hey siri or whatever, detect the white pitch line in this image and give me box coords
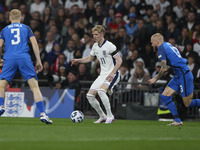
[0,137,200,142]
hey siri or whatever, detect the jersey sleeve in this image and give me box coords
[109,43,119,57]
[158,45,166,62]
[26,26,34,38]
[0,29,4,40]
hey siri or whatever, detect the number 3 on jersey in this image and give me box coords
[11,28,20,45]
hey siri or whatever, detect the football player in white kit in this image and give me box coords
[71,25,122,124]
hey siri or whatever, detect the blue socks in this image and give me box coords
[36,101,45,113]
[0,97,4,106]
[188,99,200,107]
[161,95,182,122]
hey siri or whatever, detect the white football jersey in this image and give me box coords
[90,40,119,76]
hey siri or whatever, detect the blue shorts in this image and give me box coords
[168,71,194,97]
[0,58,38,82]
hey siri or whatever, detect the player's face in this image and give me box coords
[92,31,103,43]
[151,37,158,52]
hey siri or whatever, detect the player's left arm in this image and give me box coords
[148,60,169,85]
[30,36,43,72]
[106,54,122,82]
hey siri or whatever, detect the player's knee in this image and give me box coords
[97,89,106,96]
[183,101,191,107]
[160,95,172,104]
[86,94,95,102]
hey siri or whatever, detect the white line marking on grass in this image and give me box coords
[0,137,200,142]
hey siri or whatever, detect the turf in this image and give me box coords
[0,117,200,150]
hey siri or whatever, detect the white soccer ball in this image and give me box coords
[70,110,84,123]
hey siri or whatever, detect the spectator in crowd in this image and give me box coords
[187,54,199,81]
[143,5,154,24]
[69,4,85,25]
[184,11,197,39]
[45,31,55,53]
[38,41,48,63]
[108,12,126,36]
[147,12,159,35]
[30,0,46,16]
[20,3,31,25]
[64,0,84,14]
[125,45,139,69]
[89,4,105,26]
[51,53,68,75]
[155,0,170,17]
[63,39,76,63]
[176,27,192,52]
[119,62,131,89]
[113,27,131,60]
[103,7,115,27]
[173,0,184,19]
[42,6,51,26]
[50,0,63,18]
[193,33,200,56]
[55,7,67,31]
[77,63,92,81]
[141,43,156,75]
[134,18,150,48]
[61,70,81,109]
[182,41,199,63]
[124,13,138,37]
[55,64,68,89]
[37,61,52,87]
[47,43,62,67]
[81,33,92,57]
[192,22,200,43]
[61,17,72,38]
[84,0,96,20]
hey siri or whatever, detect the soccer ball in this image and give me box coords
[70,110,84,123]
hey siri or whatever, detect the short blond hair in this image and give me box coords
[151,33,164,42]
[91,25,106,34]
[10,9,21,21]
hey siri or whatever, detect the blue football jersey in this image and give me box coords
[158,42,190,76]
[0,23,34,59]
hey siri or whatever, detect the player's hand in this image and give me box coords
[0,59,3,67]
[106,72,115,82]
[148,78,157,85]
[71,59,79,66]
[35,61,43,72]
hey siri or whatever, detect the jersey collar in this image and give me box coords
[98,39,106,48]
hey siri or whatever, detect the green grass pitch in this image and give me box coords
[0,117,200,150]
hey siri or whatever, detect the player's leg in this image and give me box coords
[181,71,200,108]
[97,73,120,124]
[27,78,52,124]
[162,78,183,126]
[98,83,115,124]
[0,59,18,116]
[0,80,9,116]
[87,76,107,123]
[19,58,52,124]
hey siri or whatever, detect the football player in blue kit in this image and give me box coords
[149,33,200,126]
[0,9,52,124]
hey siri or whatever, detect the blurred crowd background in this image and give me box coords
[0,0,200,91]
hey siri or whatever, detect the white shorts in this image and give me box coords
[89,71,120,92]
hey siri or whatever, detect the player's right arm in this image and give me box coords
[71,55,94,66]
[148,60,169,85]
[30,36,43,72]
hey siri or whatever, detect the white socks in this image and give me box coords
[86,94,106,118]
[97,89,114,118]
